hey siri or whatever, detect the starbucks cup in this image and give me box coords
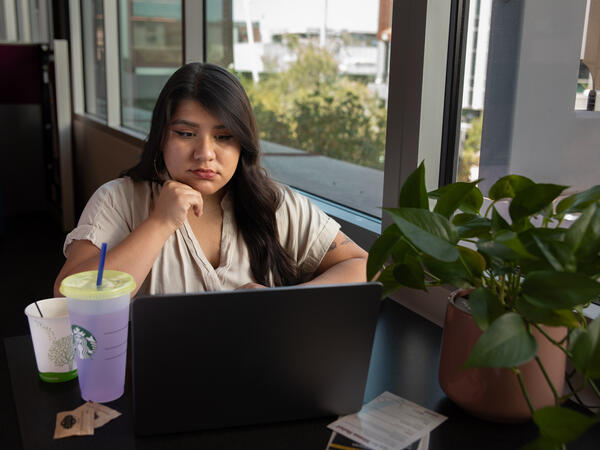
[60,270,136,403]
[25,298,78,383]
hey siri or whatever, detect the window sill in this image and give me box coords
[73,113,146,147]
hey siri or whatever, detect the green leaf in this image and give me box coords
[509,184,567,223]
[390,238,415,263]
[539,202,554,218]
[376,264,404,298]
[565,203,597,255]
[556,185,600,214]
[459,187,484,215]
[384,208,459,262]
[452,213,491,238]
[533,406,598,444]
[515,296,580,328]
[367,225,402,281]
[488,175,534,200]
[464,312,537,368]
[393,255,426,291]
[568,328,594,374]
[458,245,486,278]
[469,288,505,331]
[429,181,481,219]
[477,231,538,261]
[398,161,428,209]
[521,271,600,309]
[530,233,566,272]
[582,318,600,378]
[491,206,510,232]
[496,231,538,259]
[519,228,576,274]
[422,247,483,289]
[570,204,600,264]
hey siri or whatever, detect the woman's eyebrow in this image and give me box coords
[171,119,199,128]
[170,119,227,130]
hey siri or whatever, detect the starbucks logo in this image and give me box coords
[71,325,97,359]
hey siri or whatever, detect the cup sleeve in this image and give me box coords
[63,180,133,257]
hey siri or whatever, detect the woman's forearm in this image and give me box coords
[301,257,367,286]
[54,217,174,298]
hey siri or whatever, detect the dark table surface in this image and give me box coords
[4,298,600,450]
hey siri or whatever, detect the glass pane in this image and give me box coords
[206,0,391,218]
[575,0,599,111]
[81,0,107,119]
[0,3,6,41]
[119,0,183,132]
[456,0,599,194]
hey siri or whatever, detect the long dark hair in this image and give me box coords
[124,62,297,286]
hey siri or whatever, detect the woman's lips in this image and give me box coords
[190,169,217,180]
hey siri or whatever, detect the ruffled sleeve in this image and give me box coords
[275,184,341,279]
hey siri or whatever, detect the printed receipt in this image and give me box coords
[327,391,447,450]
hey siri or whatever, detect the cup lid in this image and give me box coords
[59,270,136,300]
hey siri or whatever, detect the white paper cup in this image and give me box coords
[24,298,78,383]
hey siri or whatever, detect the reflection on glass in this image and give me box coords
[575,0,599,111]
[206,0,391,218]
[118,0,182,132]
[82,0,107,119]
[456,0,491,182]
[457,0,598,193]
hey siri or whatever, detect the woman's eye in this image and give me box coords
[215,135,233,142]
[173,130,194,138]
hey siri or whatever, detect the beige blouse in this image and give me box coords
[64,177,340,296]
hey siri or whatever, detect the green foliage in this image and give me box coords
[367,163,600,447]
[238,43,386,169]
[457,114,482,182]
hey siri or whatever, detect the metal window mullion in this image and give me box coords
[54,39,76,231]
[3,0,18,41]
[183,0,205,63]
[69,0,84,114]
[439,0,470,186]
[39,0,52,44]
[103,0,120,127]
[381,0,429,229]
[17,0,31,41]
[81,0,96,114]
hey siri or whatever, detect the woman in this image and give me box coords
[54,63,367,297]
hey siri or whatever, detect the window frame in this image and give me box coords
[69,0,452,324]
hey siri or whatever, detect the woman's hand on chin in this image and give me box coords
[150,180,204,231]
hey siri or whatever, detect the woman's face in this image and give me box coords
[162,99,241,197]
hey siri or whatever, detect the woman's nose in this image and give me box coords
[193,135,215,161]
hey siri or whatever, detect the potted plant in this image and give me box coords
[367,162,600,448]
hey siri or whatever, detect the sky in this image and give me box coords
[232,0,380,34]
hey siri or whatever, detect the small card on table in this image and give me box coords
[327,391,446,450]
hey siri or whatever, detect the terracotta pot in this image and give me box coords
[438,291,567,422]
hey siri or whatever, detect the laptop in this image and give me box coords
[131,282,382,436]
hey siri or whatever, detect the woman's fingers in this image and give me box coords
[152,180,204,229]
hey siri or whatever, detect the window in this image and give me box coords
[452,0,600,195]
[575,0,599,111]
[118,0,183,132]
[81,0,107,119]
[205,0,392,218]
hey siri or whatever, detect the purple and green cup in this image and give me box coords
[60,270,136,403]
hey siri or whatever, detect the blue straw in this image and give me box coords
[96,242,107,288]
